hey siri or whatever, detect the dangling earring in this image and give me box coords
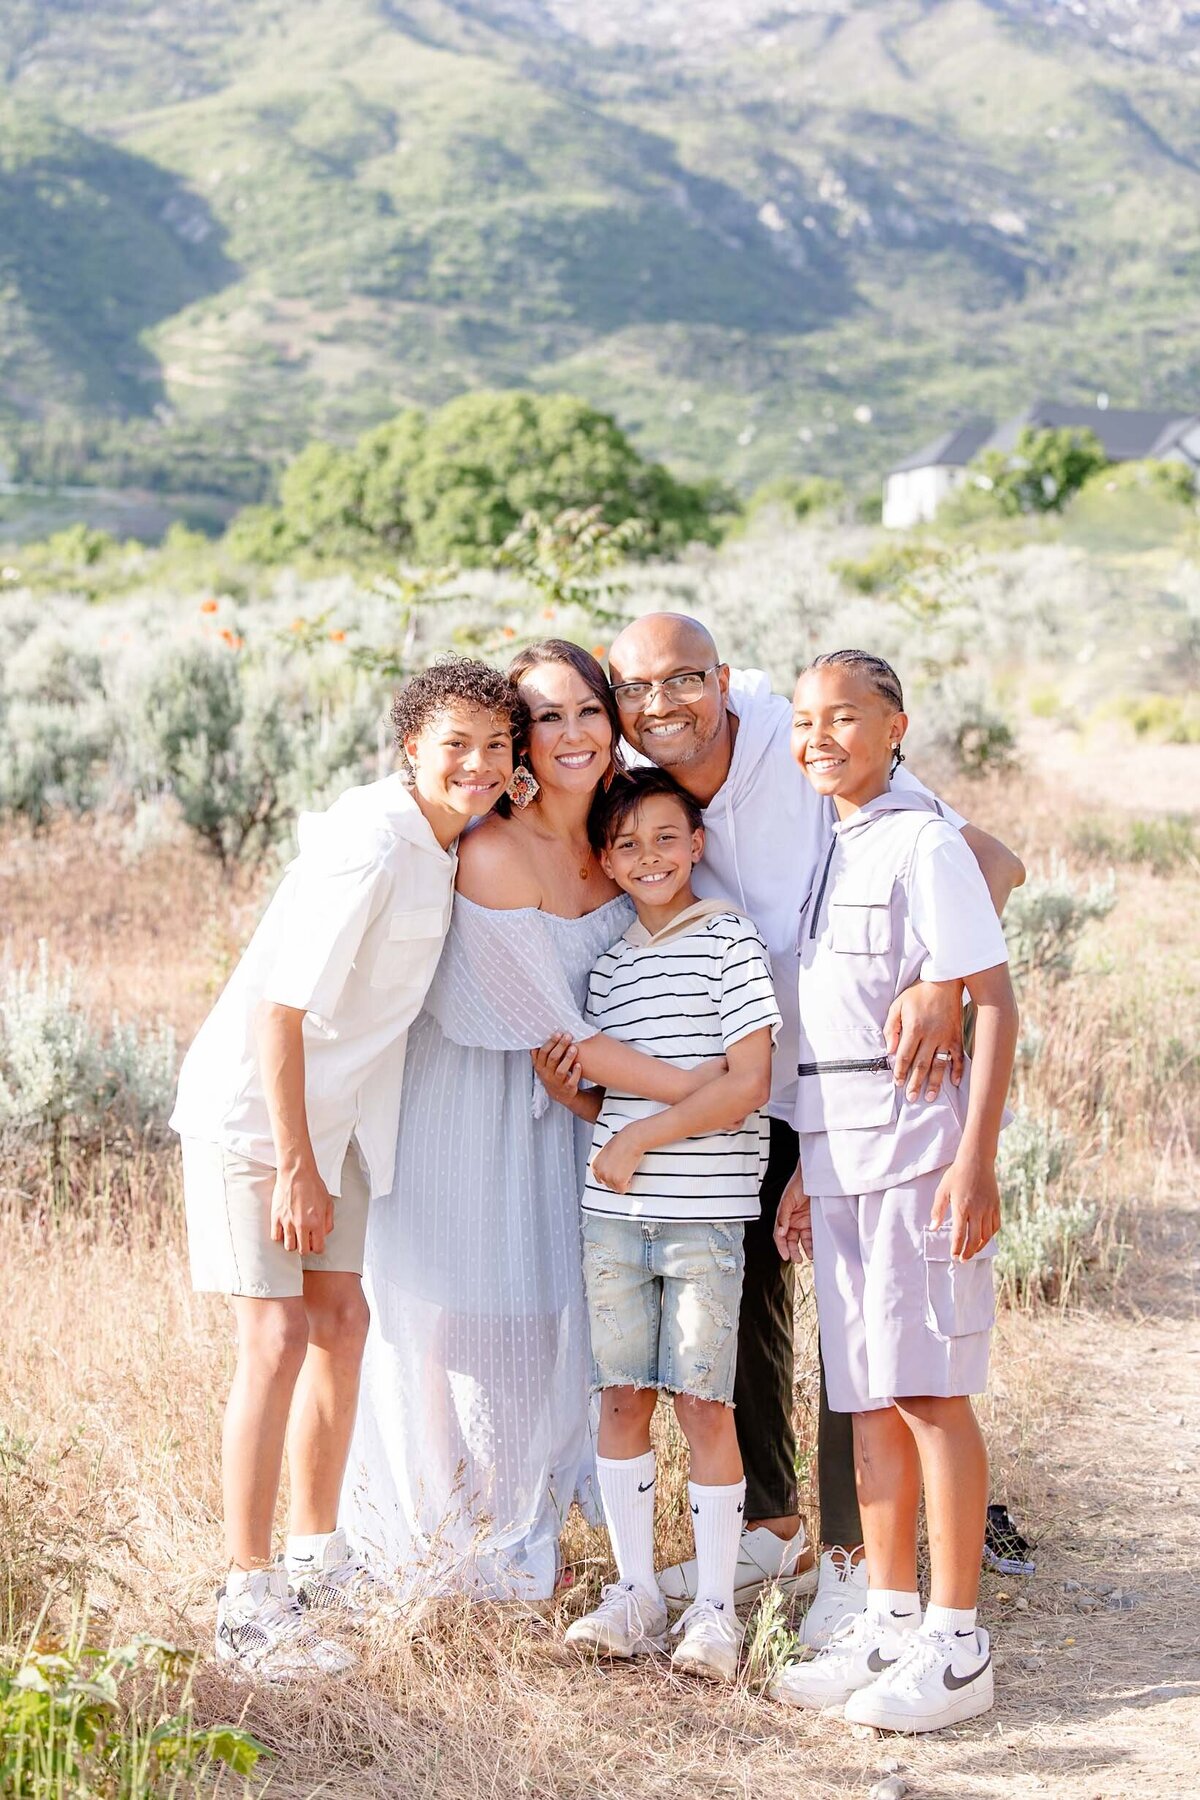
[891,743,906,771]
[506,763,540,808]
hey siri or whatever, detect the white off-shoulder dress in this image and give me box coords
[345,892,633,1601]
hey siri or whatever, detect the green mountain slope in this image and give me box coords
[1,0,1198,494]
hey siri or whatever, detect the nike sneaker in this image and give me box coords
[844,1624,994,1732]
[564,1581,668,1659]
[772,1607,918,1710]
[215,1567,355,1681]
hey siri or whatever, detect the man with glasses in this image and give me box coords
[607,614,1024,1639]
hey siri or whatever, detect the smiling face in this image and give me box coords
[518,660,615,796]
[405,703,514,822]
[600,791,703,920]
[790,664,907,816]
[607,614,728,772]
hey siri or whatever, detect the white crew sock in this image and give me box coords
[597,1452,658,1597]
[923,1602,978,1643]
[285,1527,344,1570]
[688,1478,746,1614]
[866,1587,922,1631]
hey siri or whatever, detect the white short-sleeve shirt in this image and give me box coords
[794,791,1009,1198]
[169,775,455,1199]
[581,911,782,1223]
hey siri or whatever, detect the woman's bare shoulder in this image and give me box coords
[456,816,543,909]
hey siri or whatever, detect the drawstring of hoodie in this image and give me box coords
[723,786,751,914]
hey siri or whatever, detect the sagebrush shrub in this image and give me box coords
[0,945,176,1150]
[995,1113,1095,1304]
[1003,859,1116,981]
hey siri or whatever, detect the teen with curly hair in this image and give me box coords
[171,657,523,1680]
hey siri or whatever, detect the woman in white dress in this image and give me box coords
[347,643,717,1600]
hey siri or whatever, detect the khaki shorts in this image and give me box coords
[181,1139,370,1299]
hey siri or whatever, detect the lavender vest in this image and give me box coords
[795,790,973,1199]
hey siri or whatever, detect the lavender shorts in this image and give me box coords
[811,1168,997,1413]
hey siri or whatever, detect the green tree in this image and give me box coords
[227,390,725,568]
[971,426,1107,515]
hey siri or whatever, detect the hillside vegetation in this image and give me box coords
[1,0,1199,501]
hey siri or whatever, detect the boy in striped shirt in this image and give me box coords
[540,768,780,1682]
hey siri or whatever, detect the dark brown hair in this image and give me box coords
[391,657,527,778]
[596,766,703,847]
[496,639,625,846]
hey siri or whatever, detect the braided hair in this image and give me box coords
[801,649,906,768]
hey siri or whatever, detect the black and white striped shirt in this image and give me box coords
[582,912,781,1222]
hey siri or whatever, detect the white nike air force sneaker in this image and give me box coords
[658,1523,817,1610]
[843,1625,994,1732]
[799,1545,870,1648]
[771,1607,918,1710]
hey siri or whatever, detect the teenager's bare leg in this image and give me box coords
[895,1395,988,1609]
[673,1395,743,1485]
[597,1385,658,1459]
[224,1296,309,1568]
[285,1271,371,1538]
[852,1405,922,1593]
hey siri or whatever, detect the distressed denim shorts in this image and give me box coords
[581,1213,745,1405]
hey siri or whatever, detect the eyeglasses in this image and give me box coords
[610,666,718,711]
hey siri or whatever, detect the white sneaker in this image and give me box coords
[771,1608,917,1710]
[564,1582,668,1658]
[285,1527,398,1622]
[670,1599,743,1683]
[658,1524,817,1610]
[844,1625,994,1733]
[799,1546,870,1648]
[215,1568,356,1681]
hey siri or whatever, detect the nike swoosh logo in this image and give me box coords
[867,1649,898,1673]
[944,1654,990,1691]
[890,1609,916,1619]
[690,1502,699,1514]
[637,1480,655,1493]
[736,1502,744,1514]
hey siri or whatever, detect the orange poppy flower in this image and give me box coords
[290,618,304,633]
[502,626,516,639]
[542,607,557,621]
[328,629,346,643]
[199,598,219,615]
[592,645,607,659]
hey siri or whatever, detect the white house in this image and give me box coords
[882,401,1200,528]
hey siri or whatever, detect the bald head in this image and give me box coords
[607,612,731,780]
[608,613,719,683]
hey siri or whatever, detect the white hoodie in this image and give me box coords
[688,670,962,1122]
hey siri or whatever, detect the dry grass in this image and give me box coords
[1,746,1198,1797]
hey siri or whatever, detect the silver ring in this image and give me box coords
[934,1051,954,1064]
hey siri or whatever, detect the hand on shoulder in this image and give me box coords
[456,815,543,910]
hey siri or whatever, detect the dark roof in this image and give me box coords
[889,401,1199,474]
[986,402,1197,461]
[889,418,994,474]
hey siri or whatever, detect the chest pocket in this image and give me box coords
[828,872,894,956]
[370,906,445,989]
